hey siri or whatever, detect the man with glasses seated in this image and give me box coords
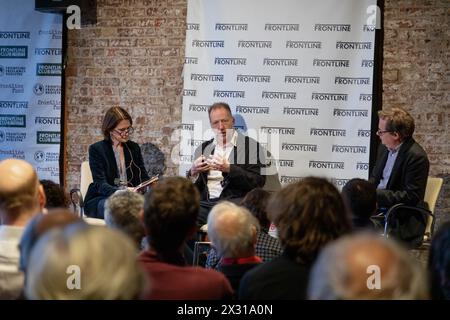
[84,106,150,218]
[369,107,429,240]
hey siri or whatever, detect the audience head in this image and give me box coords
[207,201,259,259]
[0,159,45,225]
[40,179,69,209]
[143,177,199,256]
[104,190,145,248]
[308,233,428,300]
[240,188,271,229]
[19,208,82,274]
[25,224,148,299]
[428,221,450,300]
[267,177,351,264]
[341,178,377,228]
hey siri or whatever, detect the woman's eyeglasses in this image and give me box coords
[115,127,134,135]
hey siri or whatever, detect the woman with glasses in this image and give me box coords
[84,107,150,218]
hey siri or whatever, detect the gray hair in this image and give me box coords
[207,201,259,258]
[25,223,149,299]
[104,190,145,248]
[307,232,428,300]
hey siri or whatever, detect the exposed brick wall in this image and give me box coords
[64,0,449,227]
[383,0,449,229]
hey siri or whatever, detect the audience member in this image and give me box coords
[308,233,428,299]
[239,177,351,300]
[139,177,232,300]
[0,159,45,299]
[428,221,450,300]
[40,179,69,209]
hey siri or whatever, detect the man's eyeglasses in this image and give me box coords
[376,129,392,136]
[115,127,134,135]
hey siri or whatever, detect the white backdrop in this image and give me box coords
[0,0,62,181]
[180,0,377,188]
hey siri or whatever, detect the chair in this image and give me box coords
[423,177,443,241]
[70,161,93,217]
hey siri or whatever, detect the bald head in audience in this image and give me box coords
[0,159,45,225]
[308,233,428,299]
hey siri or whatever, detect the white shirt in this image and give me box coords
[377,143,403,190]
[0,225,24,299]
[207,131,238,199]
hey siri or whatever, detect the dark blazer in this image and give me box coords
[84,139,149,217]
[369,137,429,208]
[192,132,266,200]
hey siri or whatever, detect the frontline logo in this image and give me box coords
[213,90,245,98]
[274,159,295,167]
[0,114,26,127]
[358,129,371,137]
[0,101,28,109]
[313,59,349,67]
[188,104,209,112]
[0,130,26,143]
[36,63,61,76]
[332,145,367,154]
[335,77,370,85]
[0,46,27,59]
[237,74,270,83]
[185,57,198,64]
[34,48,62,56]
[0,83,24,94]
[235,106,269,114]
[187,139,207,147]
[280,175,304,184]
[333,109,369,117]
[309,160,344,169]
[286,41,322,49]
[310,128,346,137]
[356,162,369,170]
[237,41,272,48]
[314,24,351,31]
[186,23,199,30]
[285,76,320,84]
[336,41,372,50]
[0,149,25,159]
[215,23,248,31]
[263,58,298,66]
[35,117,60,125]
[331,178,350,187]
[0,65,26,76]
[33,83,61,95]
[36,131,60,144]
[183,89,196,97]
[312,92,347,101]
[360,94,373,101]
[262,91,296,99]
[283,107,319,116]
[38,29,62,40]
[192,40,224,48]
[260,126,295,135]
[215,57,246,65]
[179,154,194,163]
[361,60,374,67]
[0,31,30,39]
[363,25,376,32]
[190,73,224,82]
[38,99,61,107]
[265,24,299,31]
[281,143,317,152]
[180,123,194,131]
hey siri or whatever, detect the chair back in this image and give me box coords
[80,161,93,200]
[424,177,444,239]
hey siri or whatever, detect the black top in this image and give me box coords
[84,139,149,217]
[218,263,260,295]
[370,137,429,208]
[238,252,311,300]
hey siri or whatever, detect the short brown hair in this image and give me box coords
[101,107,133,139]
[208,102,232,120]
[240,188,271,229]
[143,177,200,255]
[267,177,351,264]
[378,107,415,140]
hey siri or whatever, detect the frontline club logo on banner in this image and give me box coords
[33,83,61,96]
[0,65,26,76]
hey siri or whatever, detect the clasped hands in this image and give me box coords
[191,154,230,175]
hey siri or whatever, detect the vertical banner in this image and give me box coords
[180,0,377,188]
[0,0,62,181]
